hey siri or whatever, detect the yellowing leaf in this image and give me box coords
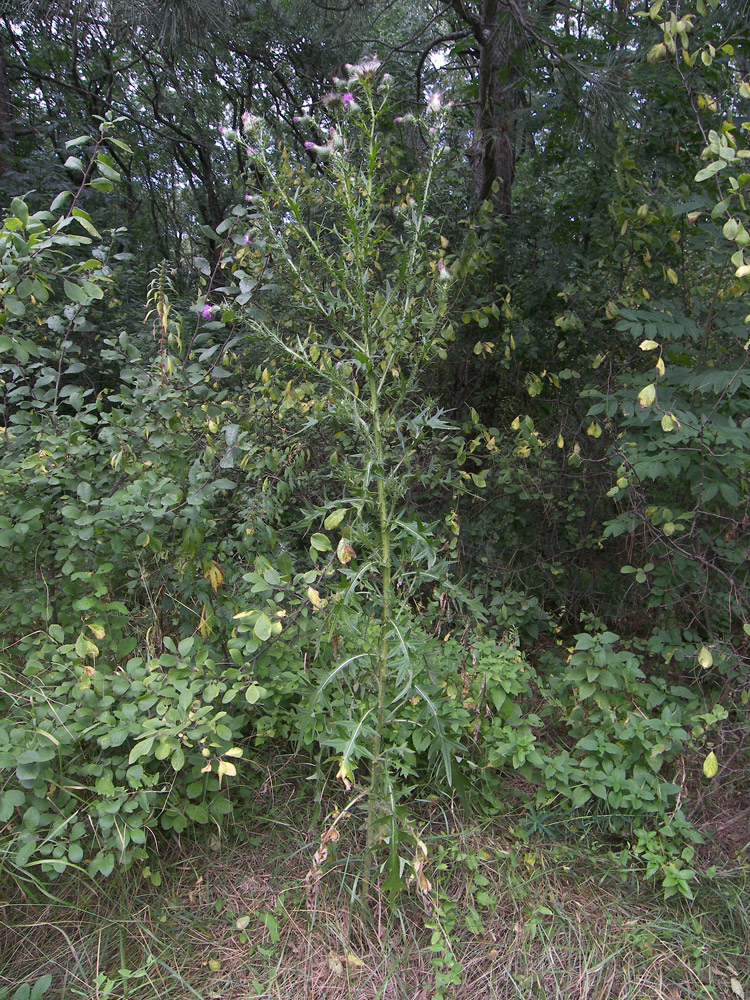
[655,356,666,376]
[217,759,237,784]
[336,757,355,790]
[324,508,348,530]
[639,339,659,351]
[199,603,211,639]
[510,416,520,430]
[586,422,602,438]
[730,977,745,999]
[557,434,564,449]
[698,646,713,669]
[337,538,356,564]
[661,413,675,432]
[702,751,718,779]
[204,561,224,592]
[637,384,657,408]
[666,266,679,284]
[307,585,323,608]
[88,624,106,640]
[328,952,344,977]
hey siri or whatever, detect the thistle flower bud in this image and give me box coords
[323,91,359,112]
[241,111,262,135]
[345,56,381,83]
[305,141,331,159]
[427,91,443,114]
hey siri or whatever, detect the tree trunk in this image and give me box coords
[469,0,524,217]
[0,40,15,177]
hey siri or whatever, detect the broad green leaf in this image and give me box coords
[310,532,332,552]
[64,155,85,173]
[695,160,726,182]
[63,280,88,304]
[245,683,262,703]
[253,613,272,641]
[10,197,29,227]
[50,190,72,212]
[96,160,121,182]
[128,738,154,764]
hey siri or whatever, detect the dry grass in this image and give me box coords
[1,802,747,1000]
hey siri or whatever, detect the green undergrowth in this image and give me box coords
[1,783,747,1000]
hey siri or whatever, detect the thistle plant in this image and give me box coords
[215,61,472,857]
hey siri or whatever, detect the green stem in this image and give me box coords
[366,364,392,851]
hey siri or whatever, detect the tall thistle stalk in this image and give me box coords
[225,65,455,849]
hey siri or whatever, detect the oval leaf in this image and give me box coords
[324,508,348,530]
[310,532,332,552]
[253,613,272,641]
[637,384,656,408]
[698,646,713,669]
[702,751,718,779]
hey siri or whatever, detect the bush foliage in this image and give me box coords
[0,35,747,910]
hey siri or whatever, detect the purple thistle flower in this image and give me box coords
[244,193,252,202]
[342,92,358,109]
[218,125,227,136]
[243,233,252,245]
[394,116,404,124]
[201,304,214,320]
[304,141,316,150]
